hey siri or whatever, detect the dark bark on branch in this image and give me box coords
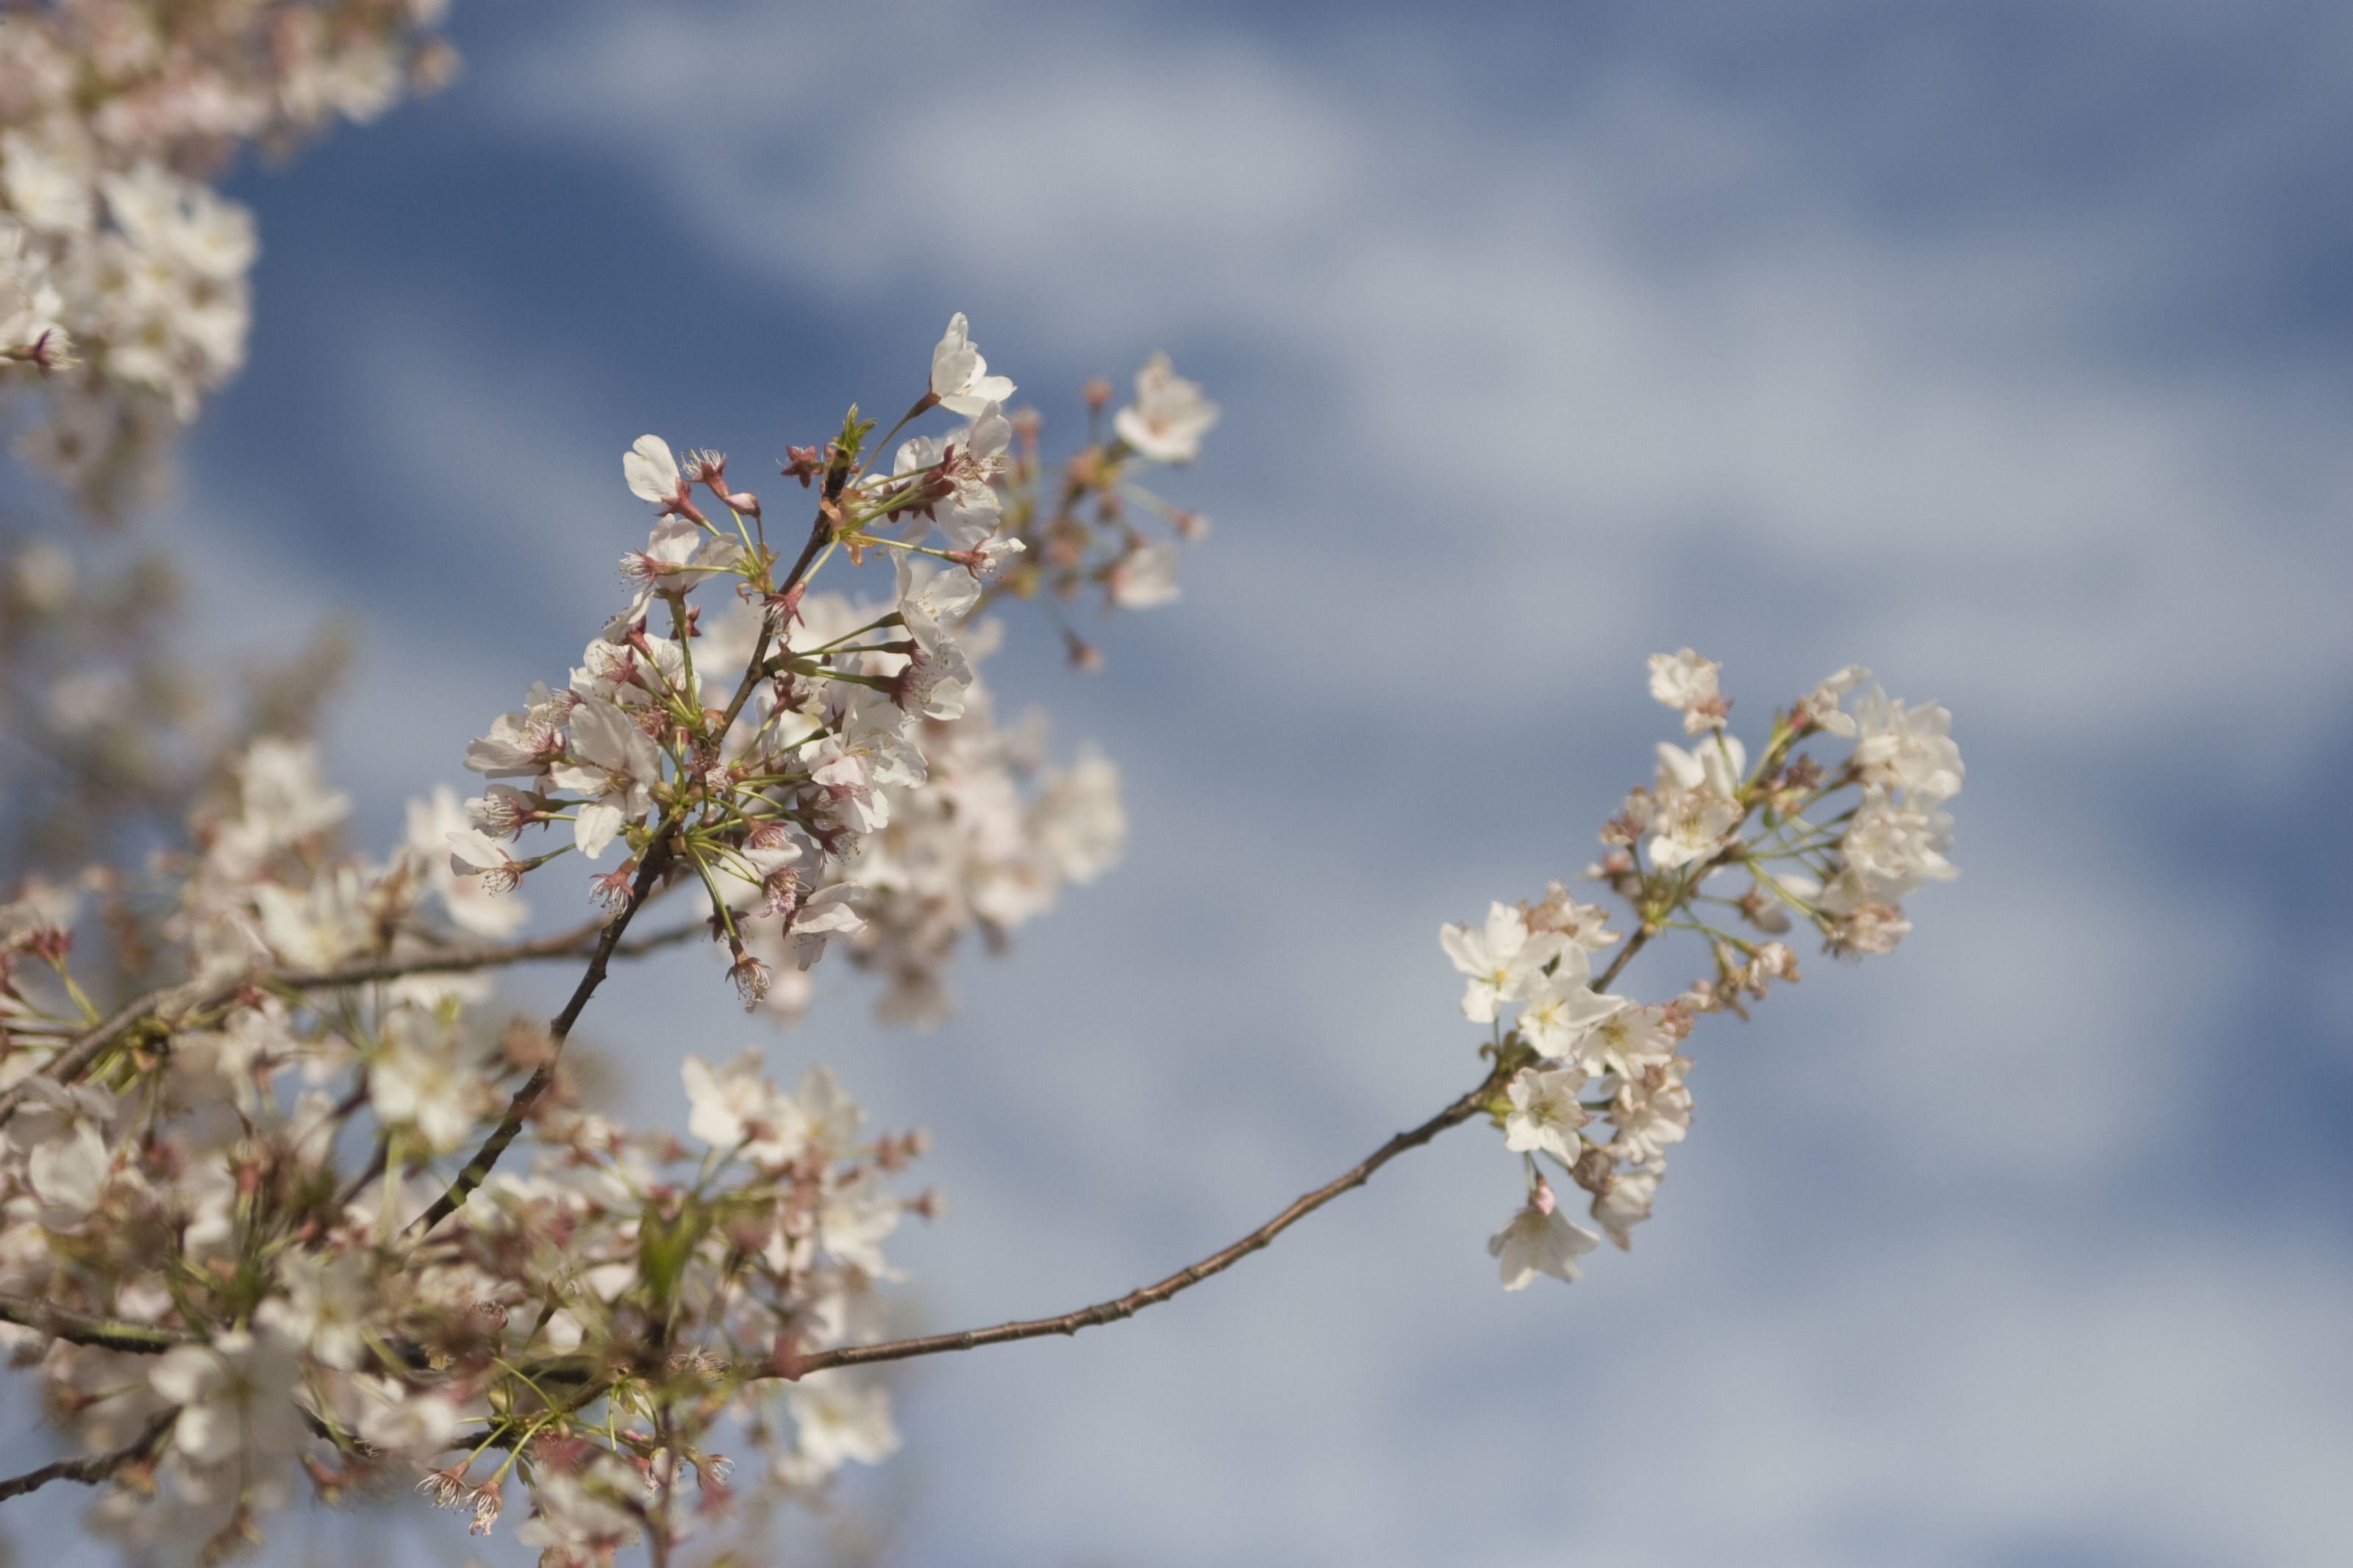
[0,1292,194,1355]
[0,915,701,1122]
[0,1406,176,1502]
[785,1062,1510,1378]
[407,512,836,1239]
[405,838,682,1238]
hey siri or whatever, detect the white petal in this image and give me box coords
[623,434,679,504]
[574,800,621,860]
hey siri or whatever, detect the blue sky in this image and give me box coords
[19,2,2353,1564]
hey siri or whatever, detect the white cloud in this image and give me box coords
[491,3,2353,776]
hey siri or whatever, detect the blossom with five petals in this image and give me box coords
[1488,1178,1600,1289]
[549,698,665,859]
[1440,901,1568,1022]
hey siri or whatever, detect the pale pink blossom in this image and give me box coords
[1113,351,1218,463]
[786,1373,901,1472]
[929,312,1014,416]
[1591,1164,1662,1250]
[1849,687,1965,803]
[1488,1180,1600,1289]
[1440,901,1569,1023]
[1647,647,1729,733]
[1501,1065,1590,1164]
[550,698,665,859]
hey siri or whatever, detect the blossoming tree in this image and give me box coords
[0,7,1964,1565]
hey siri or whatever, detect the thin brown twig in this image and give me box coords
[0,1406,177,1502]
[778,1062,1511,1379]
[404,836,680,1239]
[0,1293,195,1355]
[1593,837,1752,995]
[407,496,843,1239]
[0,914,703,1122]
[1593,923,1654,992]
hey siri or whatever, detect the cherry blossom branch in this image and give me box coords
[1593,924,1654,991]
[407,834,683,1239]
[0,915,704,1122]
[0,1406,178,1503]
[1593,837,1754,993]
[408,553,809,1240]
[0,1294,196,1356]
[782,1059,1513,1378]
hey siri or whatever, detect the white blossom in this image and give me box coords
[1796,664,1870,736]
[252,1251,371,1370]
[1849,686,1965,803]
[1113,351,1218,463]
[622,432,685,510]
[1032,745,1126,884]
[818,1168,902,1276]
[1525,881,1620,950]
[682,1049,810,1166]
[1647,647,1728,733]
[4,1080,115,1218]
[1513,939,1630,1058]
[550,698,665,859]
[1592,1163,1662,1250]
[787,1373,901,1473]
[1105,540,1181,608]
[1831,787,1958,904]
[1646,735,1746,868]
[252,864,374,970]
[369,1008,490,1153]
[1488,1181,1599,1289]
[892,555,978,719]
[930,403,1013,548]
[1440,901,1569,1023]
[1500,1065,1590,1164]
[1573,1004,1682,1083]
[234,737,351,845]
[929,312,1014,416]
[1607,1065,1694,1164]
[513,1454,642,1562]
[150,1330,306,1469]
[408,784,529,935]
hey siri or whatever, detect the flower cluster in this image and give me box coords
[2,881,928,1561]
[0,0,456,514]
[0,723,941,1561]
[0,318,1214,1564]
[742,599,1128,1028]
[971,348,1218,666]
[1449,651,1962,1288]
[451,318,1207,1027]
[0,301,1963,1568]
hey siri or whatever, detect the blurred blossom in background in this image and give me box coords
[6,1,2350,1564]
